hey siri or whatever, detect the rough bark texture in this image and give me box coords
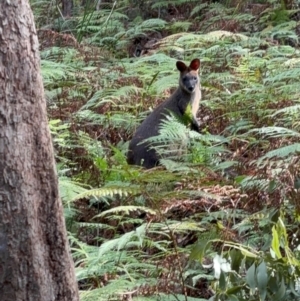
[0,1,79,300]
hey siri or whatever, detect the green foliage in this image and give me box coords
[192,210,300,301]
[143,115,228,170]
[31,0,300,299]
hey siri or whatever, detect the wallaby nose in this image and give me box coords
[188,86,194,92]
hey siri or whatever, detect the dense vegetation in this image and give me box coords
[31,0,300,300]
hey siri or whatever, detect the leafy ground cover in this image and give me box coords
[33,0,300,300]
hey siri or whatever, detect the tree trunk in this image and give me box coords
[0,1,79,301]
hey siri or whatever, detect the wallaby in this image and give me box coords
[127,58,201,168]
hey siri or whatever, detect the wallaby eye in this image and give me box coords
[193,76,197,80]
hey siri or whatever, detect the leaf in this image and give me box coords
[219,270,226,291]
[256,261,268,301]
[273,278,286,301]
[223,242,259,258]
[190,240,212,262]
[135,224,147,247]
[271,226,282,259]
[227,285,244,295]
[268,179,277,193]
[288,278,300,297]
[269,209,280,224]
[226,295,239,301]
[268,275,278,294]
[245,263,256,293]
[230,249,243,272]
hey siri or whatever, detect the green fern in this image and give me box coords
[32,1,300,299]
[257,143,300,166]
[95,206,156,218]
[74,186,140,200]
[249,126,300,138]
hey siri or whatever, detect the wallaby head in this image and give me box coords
[176,58,200,94]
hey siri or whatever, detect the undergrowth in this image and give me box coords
[33,0,300,300]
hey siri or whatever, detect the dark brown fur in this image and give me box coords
[127,58,201,168]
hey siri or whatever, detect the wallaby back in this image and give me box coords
[127,58,201,168]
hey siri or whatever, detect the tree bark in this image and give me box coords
[0,1,79,300]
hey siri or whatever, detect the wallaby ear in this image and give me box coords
[176,61,187,72]
[189,58,200,71]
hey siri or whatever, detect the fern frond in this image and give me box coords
[200,209,247,223]
[95,206,157,218]
[151,0,198,9]
[257,143,300,165]
[163,221,205,232]
[265,67,300,84]
[249,126,300,138]
[140,18,167,30]
[152,72,178,94]
[79,279,135,301]
[128,53,175,70]
[59,176,89,203]
[74,186,140,200]
[204,30,249,42]
[82,84,143,108]
[190,2,208,17]
[97,224,148,257]
[272,104,300,117]
[283,58,300,67]
[168,21,192,32]
[149,294,208,301]
[41,60,74,83]
[240,176,271,191]
[77,222,113,230]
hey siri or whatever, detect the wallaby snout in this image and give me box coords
[182,75,198,93]
[187,86,195,92]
